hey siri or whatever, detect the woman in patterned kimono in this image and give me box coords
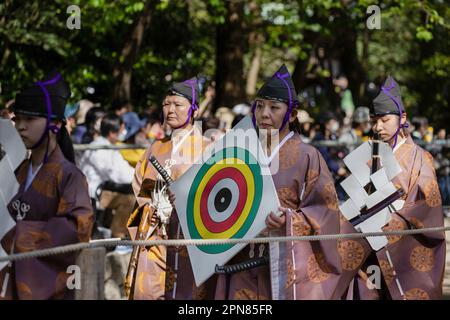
[125,77,214,300]
[345,76,446,300]
[214,65,370,300]
[0,72,94,300]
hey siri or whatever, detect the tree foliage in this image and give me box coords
[0,0,448,127]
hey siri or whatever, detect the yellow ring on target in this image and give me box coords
[193,158,255,239]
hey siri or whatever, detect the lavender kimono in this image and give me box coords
[0,146,94,300]
[346,136,446,300]
[214,132,370,300]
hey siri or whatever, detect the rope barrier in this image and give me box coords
[73,139,450,151]
[1,225,449,263]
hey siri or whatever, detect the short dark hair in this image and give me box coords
[100,113,122,137]
[111,99,129,111]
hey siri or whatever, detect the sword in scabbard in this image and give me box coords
[124,156,174,299]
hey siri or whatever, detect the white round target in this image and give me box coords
[206,178,239,223]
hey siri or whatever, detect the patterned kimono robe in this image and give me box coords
[346,135,446,300]
[127,128,214,300]
[214,132,370,300]
[0,146,94,300]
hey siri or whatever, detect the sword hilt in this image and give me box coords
[149,156,174,185]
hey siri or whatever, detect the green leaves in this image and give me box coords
[0,0,448,128]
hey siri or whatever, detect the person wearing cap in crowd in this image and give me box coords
[296,109,315,143]
[118,111,149,167]
[64,101,80,136]
[0,72,94,300]
[78,113,135,240]
[338,106,372,151]
[345,76,446,300]
[213,65,369,300]
[125,77,213,300]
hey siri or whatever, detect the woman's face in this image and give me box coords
[372,113,406,142]
[13,114,48,148]
[254,98,292,134]
[162,95,194,129]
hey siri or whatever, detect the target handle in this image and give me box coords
[149,156,174,185]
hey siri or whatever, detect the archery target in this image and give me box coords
[187,147,263,254]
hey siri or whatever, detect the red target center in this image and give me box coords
[200,167,248,233]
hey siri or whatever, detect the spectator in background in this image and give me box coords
[333,75,355,125]
[411,116,428,142]
[232,103,251,117]
[313,111,346,178]
[230,102,251,128]
[79,113,135,239]
[339,106,372,151]
[119,111,148,167]
[143,108,165,141]
[296,109,315,143]
[64,102,79,136]
[81,106,106,144]
[435,128,447,140]
[71,99,95,144]
[112,99,131,117]
[313,111,347,200]
[197,81,216,119]
[215,107,235,130]
[1,99,15,120]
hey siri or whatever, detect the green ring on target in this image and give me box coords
[187,147,263,254]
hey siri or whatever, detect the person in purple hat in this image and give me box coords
[344,76,446,300]
[213,65,370,300]
[0,72,93,299]
[125,77,214,300]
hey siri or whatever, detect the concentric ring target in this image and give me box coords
[187,147,263,254]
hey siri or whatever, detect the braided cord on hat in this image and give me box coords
[276,72,293,131]
[31,73,62,163]
[381,81,409,149]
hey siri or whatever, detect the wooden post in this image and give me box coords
[75,247,106,300]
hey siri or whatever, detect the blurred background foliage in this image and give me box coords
[0,0,448,127]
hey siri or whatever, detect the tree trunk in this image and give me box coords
[245,1,263,99]
[338,26,366,106]
[246,45,262,98]
[112,0,156,102]
[214,0,246,110]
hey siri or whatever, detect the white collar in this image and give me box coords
[393,137,407,153]
[172,127,195,155]
[25,161,43,192]
[266,131,295,164]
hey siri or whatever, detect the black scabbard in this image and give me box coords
[215,256,269,275]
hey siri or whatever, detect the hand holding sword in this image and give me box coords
[125,155,175,299]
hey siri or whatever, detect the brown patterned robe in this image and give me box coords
[346,135,446,300]
[127,128,215,300]
[0,145,94,300]
[214,132,370,300]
